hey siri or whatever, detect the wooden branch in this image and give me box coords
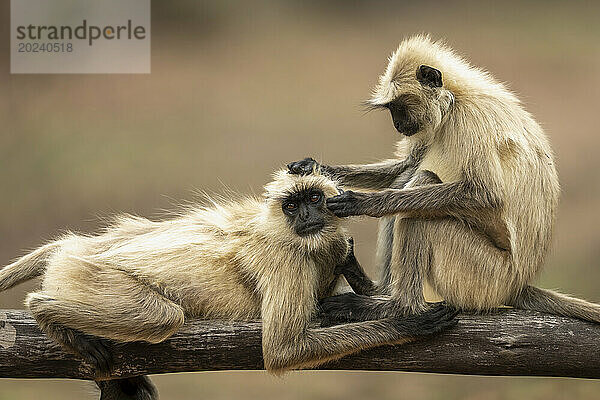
[1,309,599,380]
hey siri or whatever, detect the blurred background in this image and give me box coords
[1,0,599,399]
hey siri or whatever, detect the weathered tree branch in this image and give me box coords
[0,309,599,380]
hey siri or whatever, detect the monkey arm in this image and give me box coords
[322,160,413,190]
[262,298,458,373]
[334,238,377,296]
[327,179,502,219]
[287,157,413,190]
[260,268,458,373]
[326,178,510,250]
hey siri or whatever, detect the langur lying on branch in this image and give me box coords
[0,169,457,400]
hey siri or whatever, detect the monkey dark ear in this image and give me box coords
[416,65,443,88]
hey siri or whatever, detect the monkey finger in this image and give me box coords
[287,157,317,175]
[326,202,355,217]
[436,307,460,326]
[325,200,347,208]
[332,211,351,218]
[325,192,353,203]
[404,304,449,327]
[435,304,459,322]
[286,163,303,175]
[328,208,353,218]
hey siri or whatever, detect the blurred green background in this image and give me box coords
[1,0,599,399]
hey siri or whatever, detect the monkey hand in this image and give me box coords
[287,157,320,176]
[333,237,356,275]
[327,191,384,218]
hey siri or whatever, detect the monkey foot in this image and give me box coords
[319,293,451,326]
[319,292,391,326]
[394,303,459,337]
[70,332,114,378]
[97,376,158,400]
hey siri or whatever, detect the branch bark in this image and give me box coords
[0,309,599,380]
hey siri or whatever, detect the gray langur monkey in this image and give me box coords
[0,168,457,400]
[288,35,600,324]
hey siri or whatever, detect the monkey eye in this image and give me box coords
[283,202,298,212]
[309,193,322,203]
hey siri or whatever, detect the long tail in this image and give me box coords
[97,376,158,400]
[509,285,600,323]
[0,241,62,291]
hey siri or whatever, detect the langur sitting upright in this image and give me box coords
[289,35,600,325]
[0,168,457,400]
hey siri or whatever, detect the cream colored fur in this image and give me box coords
[366,36,599,317]
[2,169,429,374]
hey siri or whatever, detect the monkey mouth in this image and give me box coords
[295,222,325,236]
[396,123,420,136]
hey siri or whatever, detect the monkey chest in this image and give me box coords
[416,145,461,183]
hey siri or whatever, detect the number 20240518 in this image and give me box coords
[18,42,73,53]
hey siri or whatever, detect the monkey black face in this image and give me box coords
[282,189,327,236]
[384,96,422,136]
[381,65,444,136]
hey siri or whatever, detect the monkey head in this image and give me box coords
[263,169,346,248]
[367,35,456,138]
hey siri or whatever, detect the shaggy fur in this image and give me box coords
[292,35,600,323]
[0,168,457,399]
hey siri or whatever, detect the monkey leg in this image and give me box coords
[320,170,448,323]
[267,303,458,373]
[27,282,185,377]
[419,218,513,311]
[320,217,435,324]
[321,216,514,323]
[33,264,186,343]
[391,170,512,310]
[27,293,115,376]
[372,169,444,309]
[27,290,185,344]
[374,216,395,294]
